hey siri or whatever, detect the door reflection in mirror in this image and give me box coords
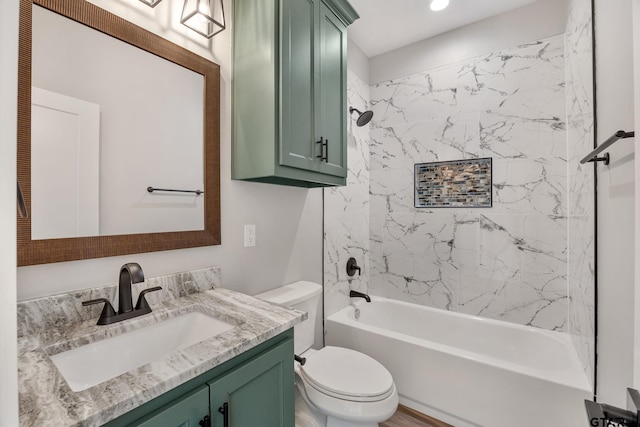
[31,5,205,239]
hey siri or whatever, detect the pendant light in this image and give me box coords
[138,0,164,7]
[181,0,226,38]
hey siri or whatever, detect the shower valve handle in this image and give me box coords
[347,257,361,276]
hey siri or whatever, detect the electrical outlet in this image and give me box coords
[244,225,256,247]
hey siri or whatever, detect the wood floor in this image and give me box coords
[381,405,453,427]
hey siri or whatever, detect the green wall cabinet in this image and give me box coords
[103,330,294,427]
[232,0,359,187]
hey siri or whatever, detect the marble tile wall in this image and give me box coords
[565,0,596,388]
[368,35,570,330]
[326,31,594,385]
[323,69,371,318]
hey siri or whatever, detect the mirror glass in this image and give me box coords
[18,0,221,266]
[31,5,204,240]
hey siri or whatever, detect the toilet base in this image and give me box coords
[326,418,379,427]
[295,386,325,427]
[295,381,381,427]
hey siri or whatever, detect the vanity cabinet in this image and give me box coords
[104,330,294,427]
[209,339,293,426]
[134,386,209,427]
[232,0,359,187]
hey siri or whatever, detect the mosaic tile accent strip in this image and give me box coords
[414,158,492,208]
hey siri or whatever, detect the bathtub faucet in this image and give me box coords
[349,290,371,303]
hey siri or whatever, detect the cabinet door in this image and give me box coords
[133,385,209,427]
[209,339,294,427]
[280,0,319,172]
[317,1,348,178]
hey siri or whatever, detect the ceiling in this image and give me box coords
[348,0,539,58]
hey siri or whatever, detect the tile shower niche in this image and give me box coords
[414,158,492,208]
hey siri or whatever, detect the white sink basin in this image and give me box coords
[49,311,236,392]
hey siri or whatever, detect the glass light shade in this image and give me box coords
[430,0,449,11]
[139,0,164,7]
[181,0,226,39]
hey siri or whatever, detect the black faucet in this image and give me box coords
[118,263,143,314]
[349,290,371,302]
[82,263,162,325]
[346,257,361,276]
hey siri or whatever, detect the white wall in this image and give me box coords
[635,0,640,391]
[595,0,636,406]
[369,0,568,84]
[0,0,19,424]
[18,0,323,302]
[346,39,370,85]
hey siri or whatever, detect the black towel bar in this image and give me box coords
[147,187,204,195]
[580,130,635,165]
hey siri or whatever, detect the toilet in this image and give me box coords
[256,281,398,427]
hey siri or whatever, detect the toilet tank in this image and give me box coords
[255,281,322,354]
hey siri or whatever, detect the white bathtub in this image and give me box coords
[325,297,592,427]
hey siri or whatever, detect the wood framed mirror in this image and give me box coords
[17,0,221,266]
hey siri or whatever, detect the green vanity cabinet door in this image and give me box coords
[133,385,209,427]
[104,331,295,427]
[209,338,295,427]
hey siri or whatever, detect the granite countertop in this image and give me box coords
[18,269,305,427]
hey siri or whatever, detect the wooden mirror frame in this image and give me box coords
[17,0,221,266]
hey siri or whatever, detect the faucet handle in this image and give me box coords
[346,257,362,276]
[135,286,162,311]
[82,298,117,325]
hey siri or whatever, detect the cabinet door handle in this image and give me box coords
[218,402,229,427]
[316,137,328,162]
[199,415,211,427]
[325,139,328,163]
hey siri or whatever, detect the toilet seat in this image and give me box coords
[300,346,395,402]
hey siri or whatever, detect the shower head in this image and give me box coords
[349,107,373,127]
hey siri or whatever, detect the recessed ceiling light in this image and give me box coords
[430,0,450,11]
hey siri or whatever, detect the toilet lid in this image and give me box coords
[300,346,394,400]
